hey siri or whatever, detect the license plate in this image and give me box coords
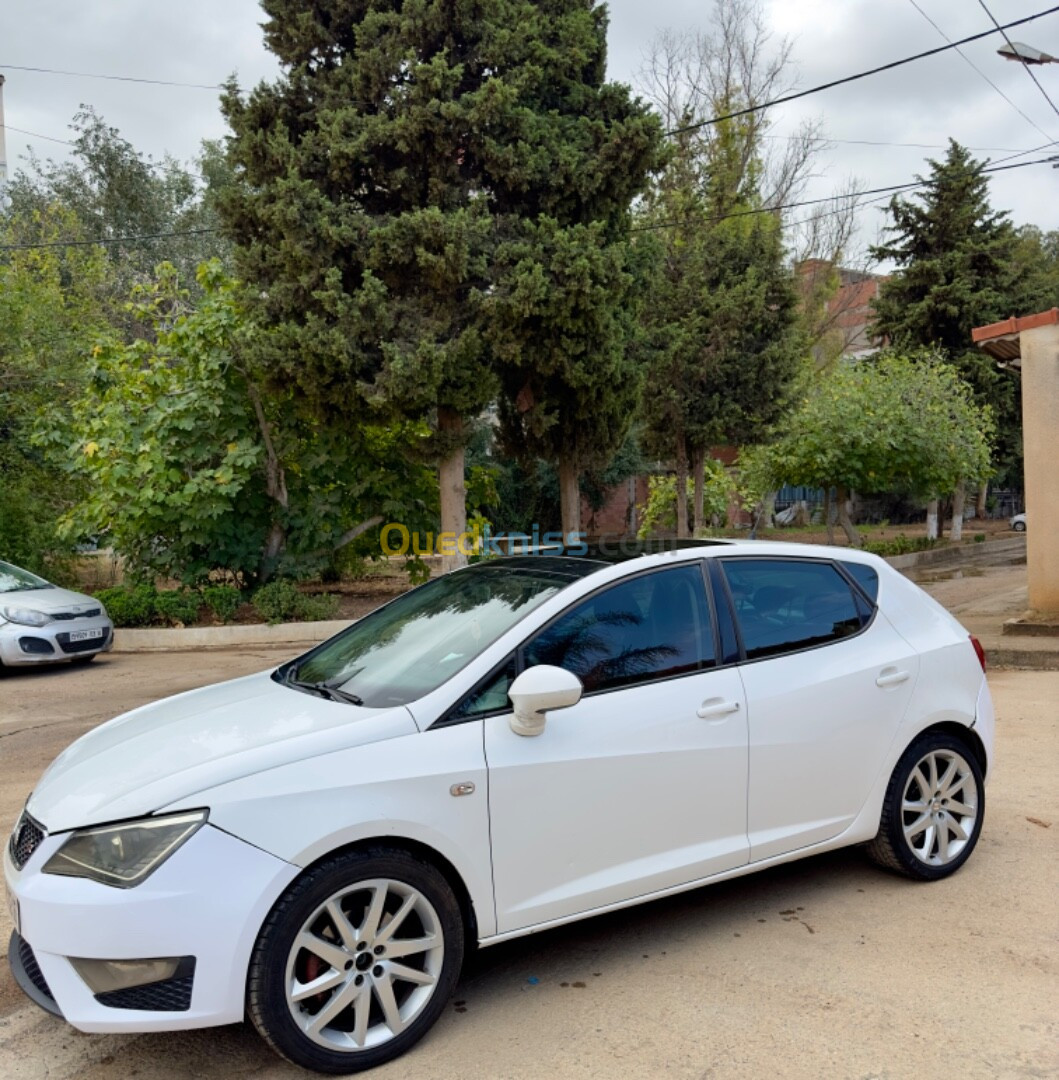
[68,628,104,643]
[5,884,18,935]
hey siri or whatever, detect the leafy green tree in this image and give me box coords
[0,207,115,575]
[869,141,1022,489]
[742,354,994,547]
[59,261,433,584]
[220,0,662,561]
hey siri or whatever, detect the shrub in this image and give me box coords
[95,585,158,627]
[202,585,242,624]
[863,535,938,557]
[973,533,986,543]
[252,580,340,624]
[155,589,202,627]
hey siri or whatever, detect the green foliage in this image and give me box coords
[221,0,665,535]
[863,535,938,557]
[154,589,203,627]
[869,141,1023,483]
[201,585,243,624]
[637,459,733,539]
[251,581,338,624]
[94,585,159,628]
[974,532,987,544]
[744,354,995,537]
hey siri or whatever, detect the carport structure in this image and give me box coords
[973,308,1059,614]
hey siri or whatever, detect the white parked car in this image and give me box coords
[5,543,993,1074]
[1010,513,1027,532]
[0,560,114,669]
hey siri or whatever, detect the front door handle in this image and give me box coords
[876,669,911,689]
[697,698,741,721]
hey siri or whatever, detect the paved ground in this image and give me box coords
[1,647,1057,1078]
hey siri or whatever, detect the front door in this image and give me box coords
[483,564,750,934]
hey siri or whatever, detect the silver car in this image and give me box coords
[0,561,113,668]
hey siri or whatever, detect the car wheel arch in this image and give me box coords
[901,720,988,780]
[288,835,480,946]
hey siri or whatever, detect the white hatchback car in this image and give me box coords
[5,543,993,1073]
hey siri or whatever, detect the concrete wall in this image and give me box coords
[1020,323,1059,612]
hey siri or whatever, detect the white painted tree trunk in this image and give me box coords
[949,483,966,541]
[926,499,939,541]
[437,407,467,573]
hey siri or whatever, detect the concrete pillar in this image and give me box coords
[1020,323,1059,612]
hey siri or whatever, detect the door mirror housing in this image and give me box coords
[507,665,583,737]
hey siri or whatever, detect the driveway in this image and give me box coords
[1,653,1057,1080]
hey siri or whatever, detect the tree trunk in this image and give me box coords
[247,379,289,581]
[926,499,939,541]
[674,430,689,539]
[824,487,835,545]
[558,458,581,545]
[437,406,468,573]
[835,484,861,547]
[949,483,966,541]
[976,481,988,519]
[690,445,705,535]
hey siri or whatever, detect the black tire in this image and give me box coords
[867,731,985,881]
[1013,521,1027,532]
[247,847,464,1074]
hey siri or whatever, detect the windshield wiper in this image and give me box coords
[282,664,364,706]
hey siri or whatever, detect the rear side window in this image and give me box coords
[720,559,867,661]
[841,561,880,603]
[523,565,716,694]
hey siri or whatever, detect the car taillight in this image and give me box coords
[970,635,987,672]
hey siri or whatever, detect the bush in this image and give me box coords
[202,584,242,624]
[252,580,340,623]
[863,535,938,558]
[154,589,202,627]
[95,585,158,627]
[974,533,986,543]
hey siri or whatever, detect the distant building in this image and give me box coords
[797,259,888,364]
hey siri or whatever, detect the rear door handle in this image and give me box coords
[697,699,742,721]
[876,669,911,689]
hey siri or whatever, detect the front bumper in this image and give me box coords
[0,616,114,667]
[4,821,299,1032]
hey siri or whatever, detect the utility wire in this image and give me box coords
[665,4,1059,136]
[0,62,222,91]
[0,228,219,252]
[906,0,1057,145]
[0,122,75,147]
[629,155,1058,234]
[762,132,1030,153]
[976,0,1059,124]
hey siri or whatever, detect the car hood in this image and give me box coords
[26,670,418,833]
[0,585,99,616]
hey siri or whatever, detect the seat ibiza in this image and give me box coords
[5,543,993,1074]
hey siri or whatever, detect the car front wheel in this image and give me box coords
[247,848,464,1074]
[867,732,984,881]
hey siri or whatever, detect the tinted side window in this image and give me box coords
[446,656,517,722]
[523,565,715,694]
[841,561,880,603]
[721,559,866,661]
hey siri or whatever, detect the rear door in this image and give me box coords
[717,557,919,862]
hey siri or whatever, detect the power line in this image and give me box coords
[977,0,1059,124]
[630,155,1058,234]
[0,122,75,147]
[761,132,1031,154]
[0,62,222,91]
[665,4,1059,137]
[906,0,1057,145]
[0,228,219,252]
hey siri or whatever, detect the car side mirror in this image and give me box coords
[507,665,583,737]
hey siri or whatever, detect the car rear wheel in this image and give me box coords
[1013,521,1027,532]
[247,848,464,1074]
[867,732,984,881]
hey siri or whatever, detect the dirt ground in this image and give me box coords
[1,651,1056,1080]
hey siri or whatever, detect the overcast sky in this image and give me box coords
[2,0,1057,263]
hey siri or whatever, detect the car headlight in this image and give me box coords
[1,606,50,627]
[42,810,208,888]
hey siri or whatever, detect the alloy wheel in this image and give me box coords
[284,878,445,1053]
[901,749,980,866]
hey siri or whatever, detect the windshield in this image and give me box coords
[0,561,54,594]
[285,565,574,708]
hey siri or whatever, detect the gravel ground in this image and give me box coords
[1,651,1056,1080]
